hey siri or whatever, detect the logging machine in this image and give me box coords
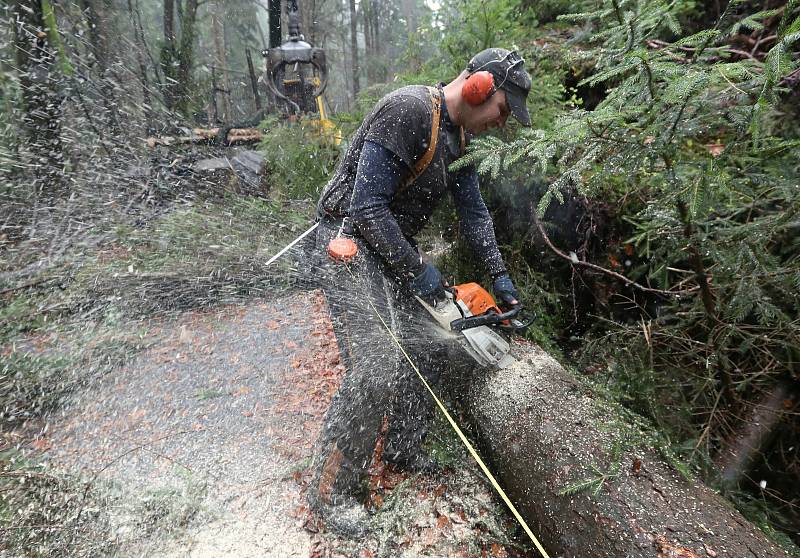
[262,0,340,144]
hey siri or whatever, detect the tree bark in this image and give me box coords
[80,0,121,132]
[715,381,795,488]
[211,3,232,123]
[175,0,199,114]
[400,0,416,36]
[464,341,792,557]
[161,0,177,109]
[160,0,197,114]
[362,0,374,85]
[12,0,64,200]
[348,0,359,97]
[126,0,156,133]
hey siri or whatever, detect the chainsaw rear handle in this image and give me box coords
[450,305,530,332]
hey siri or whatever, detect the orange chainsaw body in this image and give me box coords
[453,282,501,317]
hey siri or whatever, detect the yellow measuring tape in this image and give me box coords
[346,265,552,558]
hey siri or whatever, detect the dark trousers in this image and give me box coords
[308,220,447,505]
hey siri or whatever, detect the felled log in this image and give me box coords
[465,341,791,557]
[144,127,262,147]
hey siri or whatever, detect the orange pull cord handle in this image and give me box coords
[327,236,357,263]
[327,218,358,263]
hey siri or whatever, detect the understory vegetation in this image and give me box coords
[458,0,800,548]
[266,0,800,547]
[1,0,798,554]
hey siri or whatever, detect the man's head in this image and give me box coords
[441,48,530,136]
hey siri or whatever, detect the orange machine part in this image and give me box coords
[327,237,358,263]
[454,282,500,316]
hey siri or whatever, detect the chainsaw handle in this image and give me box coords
[449,306,523,332]
[497,309,535,333]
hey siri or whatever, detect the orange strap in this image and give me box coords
[399,87,442,192]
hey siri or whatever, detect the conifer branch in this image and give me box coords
[611,0,624,25]
[532,208,696,298]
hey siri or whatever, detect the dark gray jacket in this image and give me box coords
[317,85,507,281]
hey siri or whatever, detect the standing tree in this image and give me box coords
[11,0,64,200]
[79,0,121,132]
[210,2,232,122]
[348,0,359,97]
[160,0,199,114]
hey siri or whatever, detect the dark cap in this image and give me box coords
[467,48,532,126]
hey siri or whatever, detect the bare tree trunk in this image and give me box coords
[463,342,792,557]
[362,1,372,85]
[348,0,359,97]
[128,0,154,128]
[300,0,317,45]
[371,3,382,82]
[400,0,416,35]
[362,0,385,84]
[12,0,64,200]
[335,7,352,109]
[716,381,795,488]
[174,0,199,114]
[80,0,121,132]
[211,3,232,123]
[161,0,177,109]
[126,0,156,133]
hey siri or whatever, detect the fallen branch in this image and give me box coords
[145,127,263,147]
[0,276,55,296]
[716,381,796,487]
[531,209,696,298]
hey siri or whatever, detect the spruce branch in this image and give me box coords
[611,0,624,25]
[532,207,696,298]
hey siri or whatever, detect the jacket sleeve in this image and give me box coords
[350,141,426,280]
[450,166,507,279]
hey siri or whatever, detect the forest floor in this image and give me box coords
[20,289,535,557]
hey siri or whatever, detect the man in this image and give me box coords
[308,48,532,536]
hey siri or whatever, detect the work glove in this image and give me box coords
[411,262,448,306]
[493,274,521,310]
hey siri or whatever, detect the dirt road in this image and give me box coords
[40,291,534,557]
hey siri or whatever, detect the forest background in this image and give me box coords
[1,0,799,555]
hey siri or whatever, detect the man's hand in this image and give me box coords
[411,263,448,306]
[492,274,520,310]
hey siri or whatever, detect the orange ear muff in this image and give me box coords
[462,71,495,106]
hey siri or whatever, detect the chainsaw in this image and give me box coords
[416,282,531,369]
[324,233,527,369]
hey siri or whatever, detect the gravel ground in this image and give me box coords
[46,291,337,557]
[39,290,535,557]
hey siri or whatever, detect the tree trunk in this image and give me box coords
[161,0,177,109]
[126,0,156,133]
[715,381,795,488]
[12,0,64,200]
[348,0,359,98]
[362,1,374,85]
[174,0,199,114]
[400,0,416,35]
[463,341,791,557]
[211,3,231,123]
[300,0,317,45]
[80,0,121,132]
[268,0,282,48]
[371,4,384,82]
